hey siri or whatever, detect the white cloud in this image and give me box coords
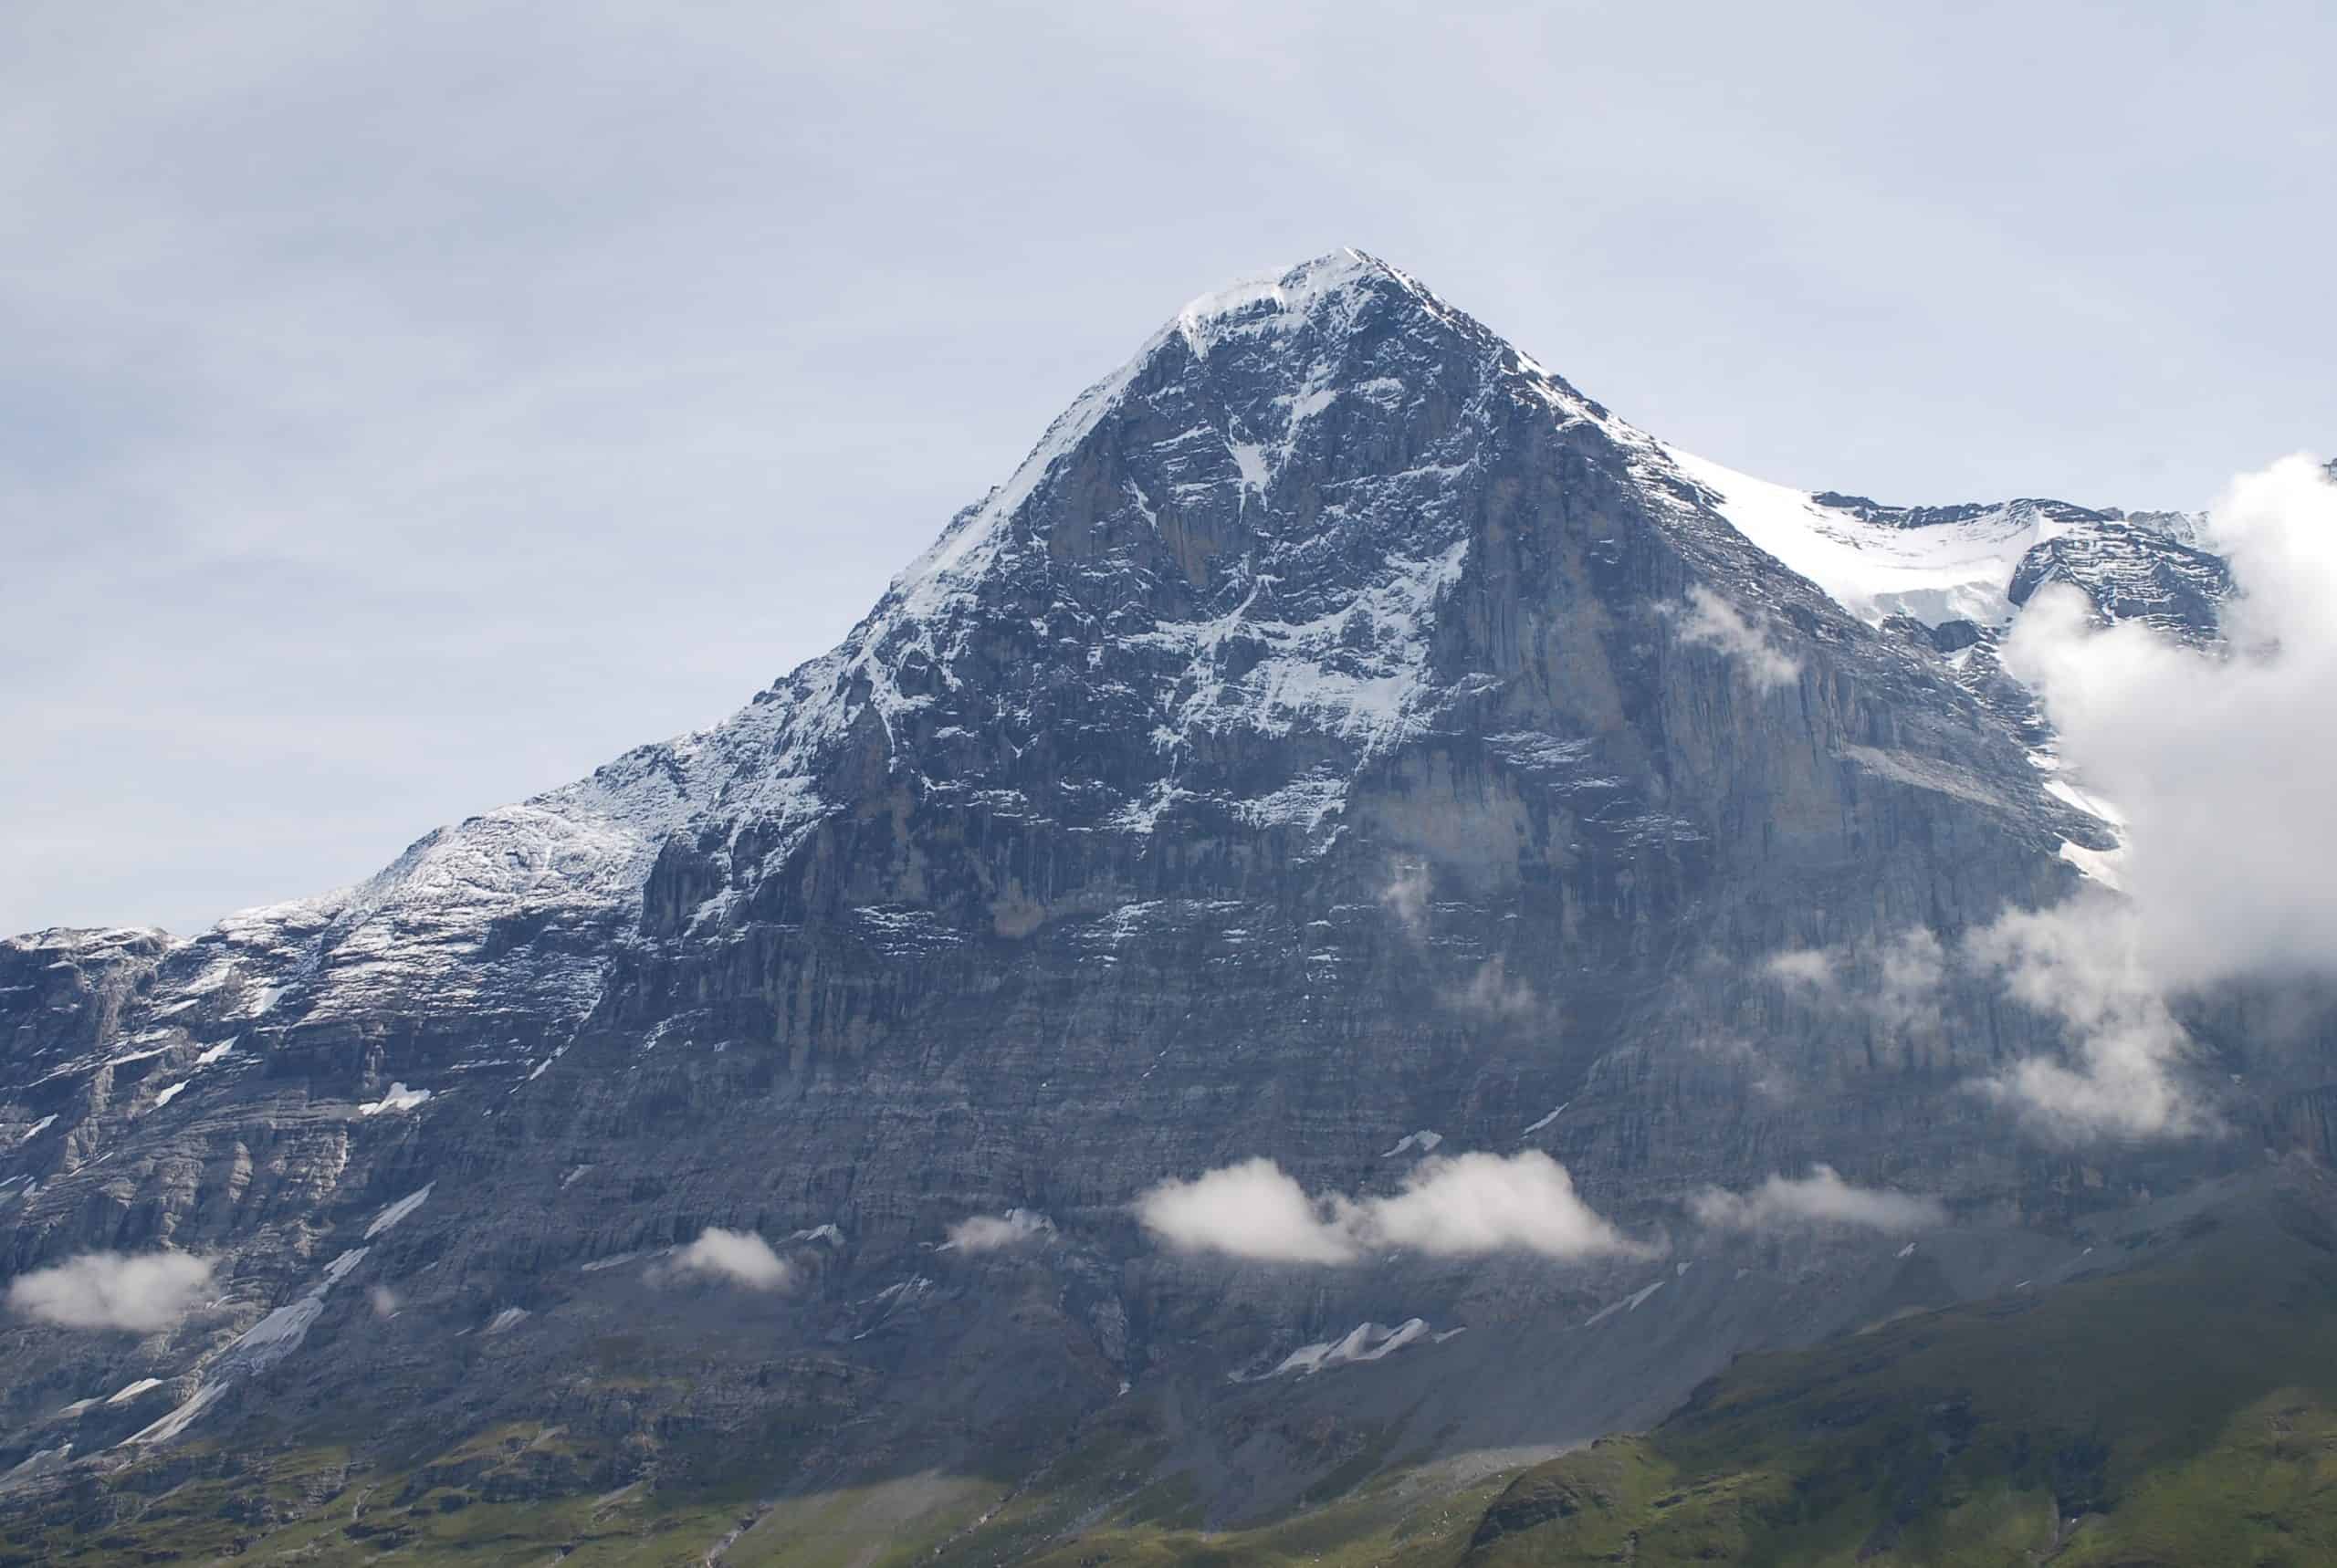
[1689,1166,1944,1234]
[1677,587,1800,690]
[1341,1151,1644,1259]
[2005,456,2337,988]
[943,1209,1055,1252]
[367,1285,400,1319]
[1978,455,2337,1134]
[1137,1158,1359,1264]
[6,1249,215,1332]
[665,1228,791,1291]
[1137,1151,1642,1264]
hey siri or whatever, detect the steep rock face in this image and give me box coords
[2007,520,2232,643]
[0,254,2299,1536]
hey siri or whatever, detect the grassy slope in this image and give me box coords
[1464,1189,2337,1566]
[0,1423,749,1567]
[0,1424,1510,1568]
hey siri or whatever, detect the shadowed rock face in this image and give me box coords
[0,254,2311,1535]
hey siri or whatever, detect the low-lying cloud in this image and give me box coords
[1137,1158,1360,1263]
[1764,928,1944,1030]
[1137,1151,1644,1263]
[1766,913,2197,1141]
[665,1228,791,1290]
[1965,894,2197,1138]
[943,1209,1056,1253]
[1357,1150,1642,1258]
[1689,1166,1944,1234]
[1678,586,1801,690]
[1981,455,2337,1134]
[6,1249,215,1332]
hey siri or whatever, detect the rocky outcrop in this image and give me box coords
[2008,519,2232,643]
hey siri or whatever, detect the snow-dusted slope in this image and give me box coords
[1662,449,2053,626]
[1660,447,2212,632]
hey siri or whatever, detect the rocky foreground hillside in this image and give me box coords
[2,253,2331,1564]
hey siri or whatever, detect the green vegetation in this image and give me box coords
[0,1423,741,1567]
[1464,1193,2337,1566]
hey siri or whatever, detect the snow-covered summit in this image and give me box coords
[1169,248,1441,359]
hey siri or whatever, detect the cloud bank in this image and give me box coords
[1982,455,2337,1134]
[2005,456,2337,986]
[1690,1166,1944,1234]
[1137,1151,1642,1263]
[665,1228,791,1290]
[6,1249,214,1332]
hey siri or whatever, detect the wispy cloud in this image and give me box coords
[942,1209,1055,1253]
[6,1249,214,1332]
[1447,956,1536,1017]
[1379,860,1430,935]
[1137,1151,1645,1264]
[1965,894,2198,1139]
[1761,926,1944,1029]
[1676,587,1800,690]
[1689,1166,1944,1234]
[1763,946,1837,988]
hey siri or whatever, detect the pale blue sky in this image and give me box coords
[4,0,2329,935]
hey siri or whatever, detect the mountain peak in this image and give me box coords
[1169,248,1430,359]
[885,250,1501,628]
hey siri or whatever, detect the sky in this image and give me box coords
[3,0,2331,936]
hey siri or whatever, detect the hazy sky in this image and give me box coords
[4,1,2330,936]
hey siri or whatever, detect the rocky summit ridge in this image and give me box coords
[0,251,2319,1557]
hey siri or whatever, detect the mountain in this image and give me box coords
[0,252,2322,1564]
